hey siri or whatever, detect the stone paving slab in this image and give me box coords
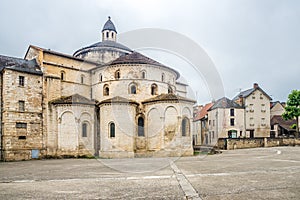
[0,146,299,199]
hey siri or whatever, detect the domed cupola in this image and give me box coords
[73,17,132,64]
[102,16,117,42]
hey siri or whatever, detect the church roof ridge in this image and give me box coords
[142,93,196,104]
[98,96,139,105]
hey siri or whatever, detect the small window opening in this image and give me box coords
[110,122,115,138]
[82,123,87,137]
[19,76,24,86]
[151,84,158,95]
[138,117,145,137]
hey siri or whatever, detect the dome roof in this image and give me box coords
[73,40,132,57]
[102,16,117,33]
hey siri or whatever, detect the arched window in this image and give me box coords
[151,84,158,95]
[81,75,85,84]
[103,84,109,96]
[138,117,144,137]
[181,117,190,137]
[129,83,136,94]
[106,32,109,38]
[82,123,88,137]
[109,122,115,138]
[111,32,114,38]
[168,86,173,94]
[99,73,102,82]
[141,71,146,79]
[162,73,165,82]
[61,71,65,80]
[115,70,120,79]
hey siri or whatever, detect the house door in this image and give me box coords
[250,130,254,138]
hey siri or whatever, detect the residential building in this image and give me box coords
[208,97,244,145]
[233,83,272,138]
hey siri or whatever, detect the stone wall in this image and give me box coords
[217,138,300,150]
[1,69,43,161]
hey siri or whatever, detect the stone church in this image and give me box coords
[0,17,195,161]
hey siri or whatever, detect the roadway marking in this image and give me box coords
[169,160,201,200]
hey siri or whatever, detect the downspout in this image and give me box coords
[0,70,3,161]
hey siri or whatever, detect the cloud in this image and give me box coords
[0,0,299,102]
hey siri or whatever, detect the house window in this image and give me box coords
[260,93,263,99]
[99,73,102,82]
[61,71,65,80]
[249,104,254,112]
[19,101,25,112]
[151,84,158,95]
[138,117,144,137]
[230,118,235,126]
[212,131,215,139]
[252,93,255,99]
[261,104,266,112]
[109,122,115,138]
[81,75,84,84]
[209,120,211,126]
[181,117,190,136]
[18,136,26,140]
[115,70,120,79]
[261,118,266,126]
[250,117,254,126]
[103,84,109,96]
[16,122,27,129]
[230,108,234,116]
[129,84,137,94]
[19,76,24,86]
[213,120,215,126]
[161,73,165,82]
[82,123,88,137]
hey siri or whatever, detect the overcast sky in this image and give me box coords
[0,0,299,104]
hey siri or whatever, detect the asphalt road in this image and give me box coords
[1,146,299,199]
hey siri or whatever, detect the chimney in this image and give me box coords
[253,83,259,89]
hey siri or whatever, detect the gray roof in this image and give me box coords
[210,97,243,110]
[102,17,117,33]
[73,40,132,57]
[233,87,272,101]
[0,55,42,75]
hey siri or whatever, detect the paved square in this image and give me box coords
[1,146,299,199]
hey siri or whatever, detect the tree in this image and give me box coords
[282,90,300,138]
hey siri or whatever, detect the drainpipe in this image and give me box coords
[0,72,3,161]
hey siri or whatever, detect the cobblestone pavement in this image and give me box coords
[0,146,299,199]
